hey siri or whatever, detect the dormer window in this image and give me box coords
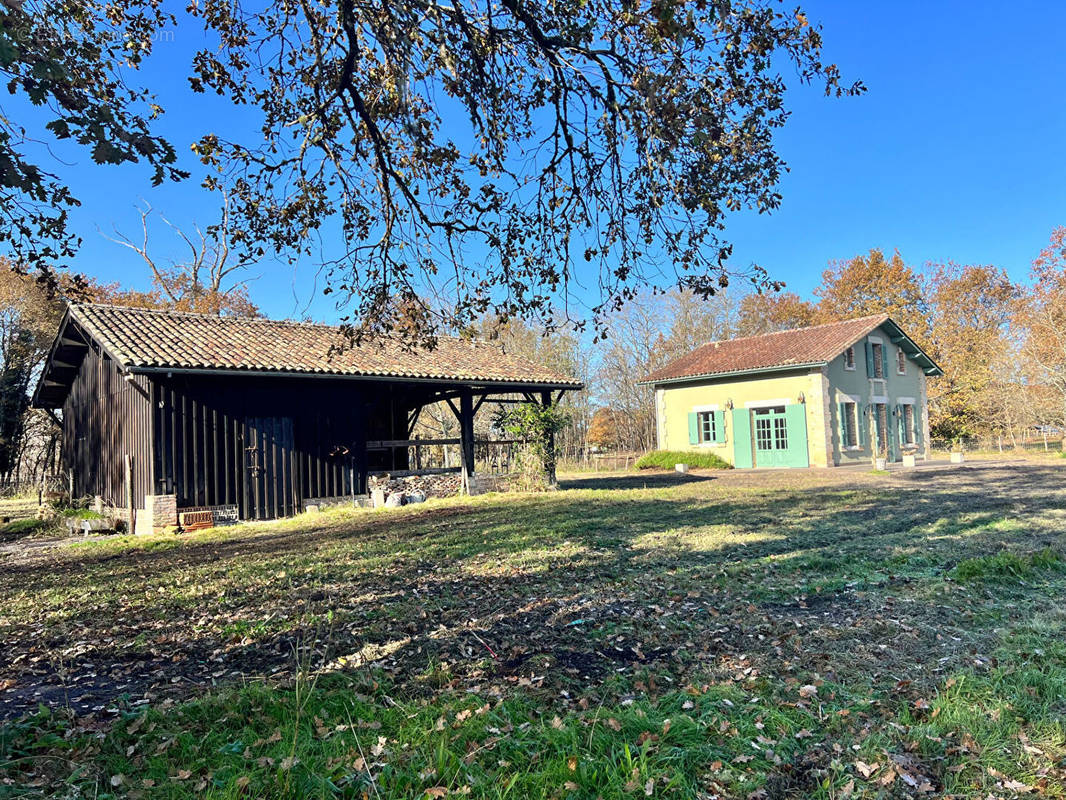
[844,346,856,370]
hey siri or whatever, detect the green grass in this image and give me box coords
[2,464,1066,797]
[953,547,1064,583]
[0,518,44,539]
[634,450,732,470]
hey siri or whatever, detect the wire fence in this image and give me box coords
[929,435,1064,454]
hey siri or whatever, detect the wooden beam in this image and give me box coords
[541,390,557,486]
[367,438,460,448]
[459,388,475,485]
[407,405,422,436]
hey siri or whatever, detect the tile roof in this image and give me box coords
[63,304,583,387]
[641,314,893,384]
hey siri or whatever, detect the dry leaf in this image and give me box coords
[854,760,878,778]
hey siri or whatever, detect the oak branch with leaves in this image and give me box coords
[3,0,860,342]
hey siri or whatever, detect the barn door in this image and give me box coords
[243,417,296,520]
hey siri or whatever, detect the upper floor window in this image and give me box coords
[844,346,856,370]
[872,342,884,378]
[897,348,907,375]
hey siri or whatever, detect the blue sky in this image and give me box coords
[41,0,1066,322]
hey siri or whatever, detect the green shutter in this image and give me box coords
[713,410,726,443]
[896,404,905,445]
[732,408,753,468]
[881,345,889,379]
[858,404,867,448]
[688,412,699,445]
[782,404,810,467]
[838,402,848,447]
[913,405,922,445]
[865,340,875,378]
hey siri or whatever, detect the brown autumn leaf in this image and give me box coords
[854,760,878,778]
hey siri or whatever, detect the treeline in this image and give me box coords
[490,228,1066,456]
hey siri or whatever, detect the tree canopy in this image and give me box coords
[3,0,859,342]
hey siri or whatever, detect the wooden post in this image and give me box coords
[459,389,475,493]
[540,390,557,487]
[125,453,135,534]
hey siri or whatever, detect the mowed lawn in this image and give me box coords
[2,462,1065,799]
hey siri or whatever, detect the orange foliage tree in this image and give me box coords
[925,263,1018,438]
[735,291,816,337]
[1019,227,1066,442]
[813,248,929,346]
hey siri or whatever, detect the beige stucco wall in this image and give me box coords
[655,368,830,467]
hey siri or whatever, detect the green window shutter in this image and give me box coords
[858,404,867,447]
[865,341,875,378]
[838,402,848,447]
[913,405,922,445]
[688,412,699,445]
[731,408,753,468]
[881,345,889,379]
[713,410,726,443]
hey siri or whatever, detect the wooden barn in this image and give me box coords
[32,304,581,531]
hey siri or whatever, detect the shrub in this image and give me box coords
[635,450,732,470]
[494,402,571,490]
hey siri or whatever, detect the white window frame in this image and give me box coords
[745,398,791,409]
[691,404,720,447]
[897,347,907,375]
[843,346,856,371]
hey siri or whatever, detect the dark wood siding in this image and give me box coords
[61,345,153,508]
[152,374,402,520]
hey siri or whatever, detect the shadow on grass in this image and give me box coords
[1,461,1064,720]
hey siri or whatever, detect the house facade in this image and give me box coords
[640,315,942,469]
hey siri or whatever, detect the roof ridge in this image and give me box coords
[68,302,477,345]
[691,312,889,352]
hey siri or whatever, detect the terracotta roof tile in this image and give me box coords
[67,304,583,388]
[641,314,891,384]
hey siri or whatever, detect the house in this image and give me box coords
[32,304,582,529]
[639,315,942,468]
